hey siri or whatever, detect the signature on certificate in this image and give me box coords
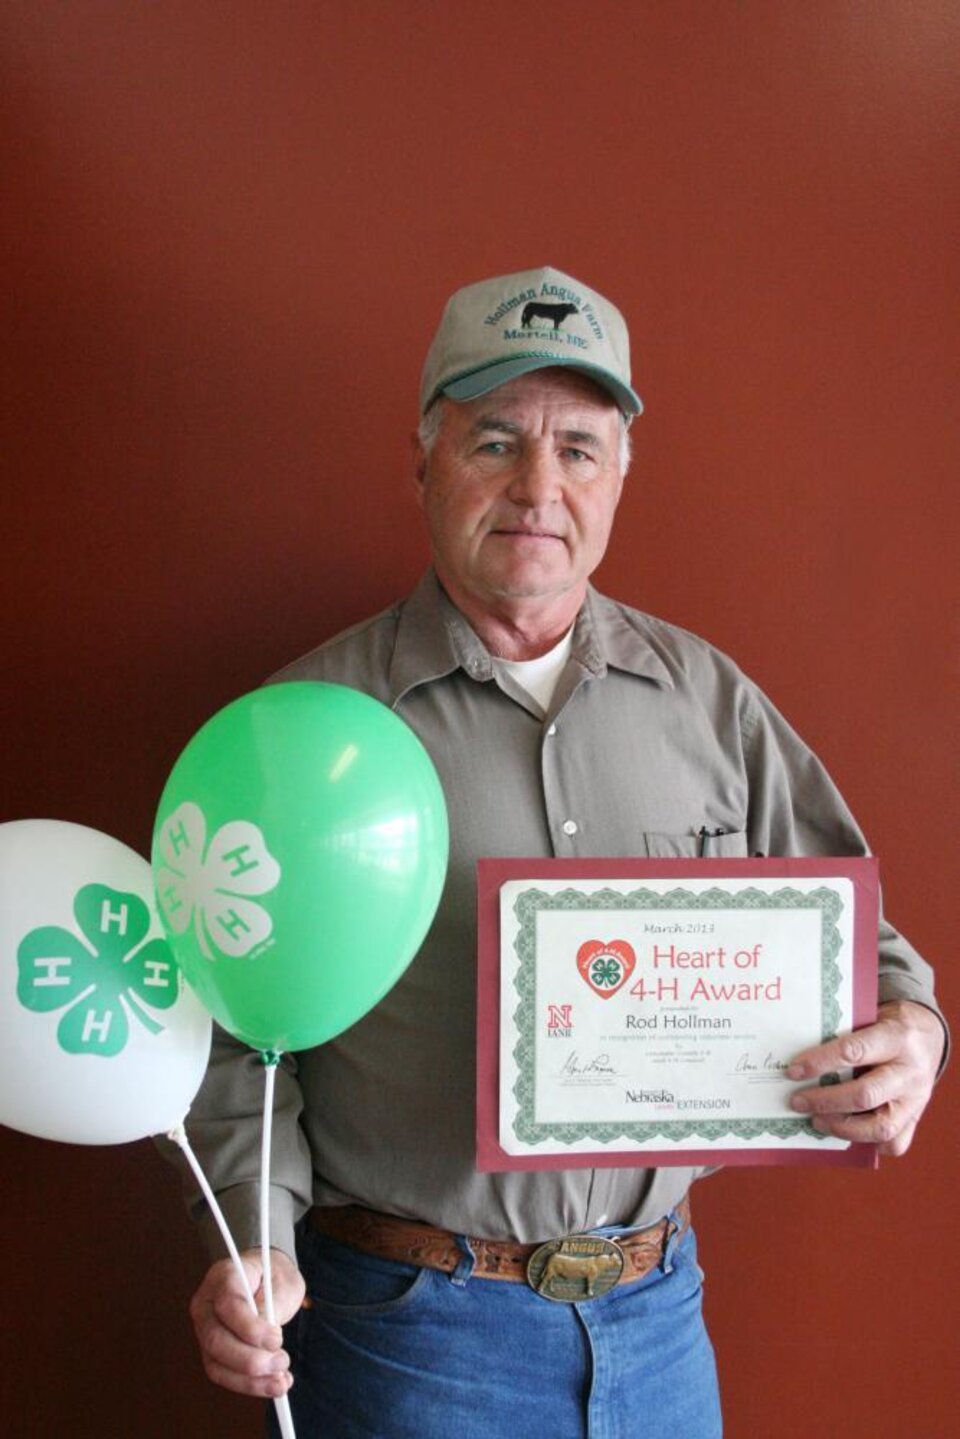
[559,1051,619,1079]
[733,1050,789,1082]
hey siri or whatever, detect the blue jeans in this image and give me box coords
[269,1212,722,1438]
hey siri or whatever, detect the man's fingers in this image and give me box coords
[806,1096,917,1146]
[201,1353,293,1400]
[189,1261,274,1346]
[198,1314,291,1393]
[877,1117,918,1158]
[261,1250,308,1326]
[787,1000,945,1083]
[786,1023,898,1082]
[188,1251,305,1398]
[195,1293,283,1358]
[790,1066,900,1117]
[807,1101,923,1154]
[783,1002,945,1156]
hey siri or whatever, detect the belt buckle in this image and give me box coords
[526,1235,625,1303]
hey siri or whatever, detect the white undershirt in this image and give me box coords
[494,627,574,713]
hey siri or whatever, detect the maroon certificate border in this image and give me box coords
[476,857,879,1172]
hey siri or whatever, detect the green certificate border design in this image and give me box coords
[511,885,843,1147]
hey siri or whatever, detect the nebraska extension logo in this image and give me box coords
[576,939,636,999]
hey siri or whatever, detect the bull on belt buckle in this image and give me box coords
[526,1234,625,1303]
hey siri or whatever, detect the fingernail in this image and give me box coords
[786,1063,805,1080]
[790,1094,810,1112]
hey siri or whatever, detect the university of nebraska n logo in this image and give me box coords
[547,1003,573,1036]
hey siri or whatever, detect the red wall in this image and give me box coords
[3,5,957,1434]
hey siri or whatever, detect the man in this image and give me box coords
[183,267,944,1438]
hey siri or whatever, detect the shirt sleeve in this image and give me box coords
[740,682,946,1047]
[156,1023,313,1261]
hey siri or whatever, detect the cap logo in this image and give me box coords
[521,300,578,331]
[484,280,605,344]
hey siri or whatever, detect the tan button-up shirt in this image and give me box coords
[182,571,938,1258]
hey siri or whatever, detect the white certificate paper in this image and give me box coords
[476,859,878,1171]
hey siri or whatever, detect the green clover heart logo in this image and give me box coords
[155,801,281,960]
[591,957,623,989]
[17,884,180,1058]
[576,939,636,999]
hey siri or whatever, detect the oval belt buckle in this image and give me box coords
[526,1235,625,1303]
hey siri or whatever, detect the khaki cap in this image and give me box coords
[419,265,643,417]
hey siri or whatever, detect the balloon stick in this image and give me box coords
[168,1116,297,1439]
[260,1051,297,1439]
[168,1122,257,1307]
[259,1052,281,1330]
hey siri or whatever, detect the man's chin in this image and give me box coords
[481,571,582,605]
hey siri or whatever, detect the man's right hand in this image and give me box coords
[189,1248,306,1399]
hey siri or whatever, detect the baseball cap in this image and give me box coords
[419,265,643,417]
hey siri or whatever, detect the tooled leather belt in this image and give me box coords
[309,1195,690,1303]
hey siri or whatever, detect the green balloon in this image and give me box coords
[151,683,448,1053]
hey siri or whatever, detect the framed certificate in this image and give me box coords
[476,858,879,1171]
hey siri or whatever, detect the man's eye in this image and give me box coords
[477,441,509,455]
[563,448,592,463]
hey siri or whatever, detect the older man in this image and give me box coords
[183,267,943,1438]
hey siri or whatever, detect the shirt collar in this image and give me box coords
[387,570,673,705]
[388,571,492,704]
[573,587,676,689]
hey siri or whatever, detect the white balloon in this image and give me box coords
[0,819,211,1144]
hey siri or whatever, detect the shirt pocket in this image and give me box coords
[642,830,749,858]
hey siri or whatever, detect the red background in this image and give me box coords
[3,5,957,1435]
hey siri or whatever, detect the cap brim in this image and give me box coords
[440,355,643,417]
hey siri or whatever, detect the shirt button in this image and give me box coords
[562,819,578,836]
[546,724,557,737]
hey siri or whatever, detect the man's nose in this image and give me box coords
[506,447,562,506]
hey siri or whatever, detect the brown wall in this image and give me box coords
[3,4,957,1434]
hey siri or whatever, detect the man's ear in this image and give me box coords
[411,432,427,504]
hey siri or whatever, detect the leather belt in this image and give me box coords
[309,1196,690,1303]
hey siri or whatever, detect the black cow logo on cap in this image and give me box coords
[520,301,579,331]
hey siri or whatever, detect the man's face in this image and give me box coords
[414,369,625,620]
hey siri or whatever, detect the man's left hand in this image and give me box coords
[787,999,945,1156]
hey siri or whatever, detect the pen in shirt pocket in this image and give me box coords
[697,826,766,858]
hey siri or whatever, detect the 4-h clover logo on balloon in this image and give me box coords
[576,939,636,999]
[17,883,181,1057]
[154,801,281,961]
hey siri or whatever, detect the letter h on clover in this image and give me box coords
[17,885,180,1057]
[155,801,280,961]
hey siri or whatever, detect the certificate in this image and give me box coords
[476,858,879,1171]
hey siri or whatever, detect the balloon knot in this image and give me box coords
[260,1048,282,1067]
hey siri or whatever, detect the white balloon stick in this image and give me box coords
[167,1116,297,1439]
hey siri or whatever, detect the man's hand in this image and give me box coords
[787,999,945,1156]
[189,1248,306,1399]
